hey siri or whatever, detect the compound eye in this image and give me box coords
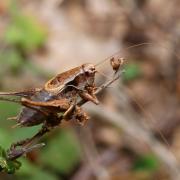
[91,67,96,72]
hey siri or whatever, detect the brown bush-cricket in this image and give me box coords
[0,56,125,161]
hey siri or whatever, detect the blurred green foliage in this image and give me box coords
[13,129,81,179]
[5,0,46,53]
[0,146,21,174]
[0,0,47,76]
[123,63,141,82]
[16,159,59,180]
[5,14,46,53]
[40,129,81,174]
[133,154,159,172]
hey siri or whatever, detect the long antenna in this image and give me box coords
[95,42,153,67]
[95,42,180,68]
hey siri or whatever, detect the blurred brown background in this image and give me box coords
[0,0,180,179]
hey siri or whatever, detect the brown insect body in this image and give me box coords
[0,56,123,160]
[15,63,97,127]
[17,90,56,127]
[45,63,96,93]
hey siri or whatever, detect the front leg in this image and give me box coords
[66,84,99,105]
[79,86,99,105]
[79,91,99,105]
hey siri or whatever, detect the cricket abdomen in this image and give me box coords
[17,89,55,127]
[17,107,46,127]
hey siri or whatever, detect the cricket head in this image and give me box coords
[82,63,96,75]
[80,63,97,86]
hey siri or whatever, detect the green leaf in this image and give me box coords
[133,154,159,172]
[40,129,81,174]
